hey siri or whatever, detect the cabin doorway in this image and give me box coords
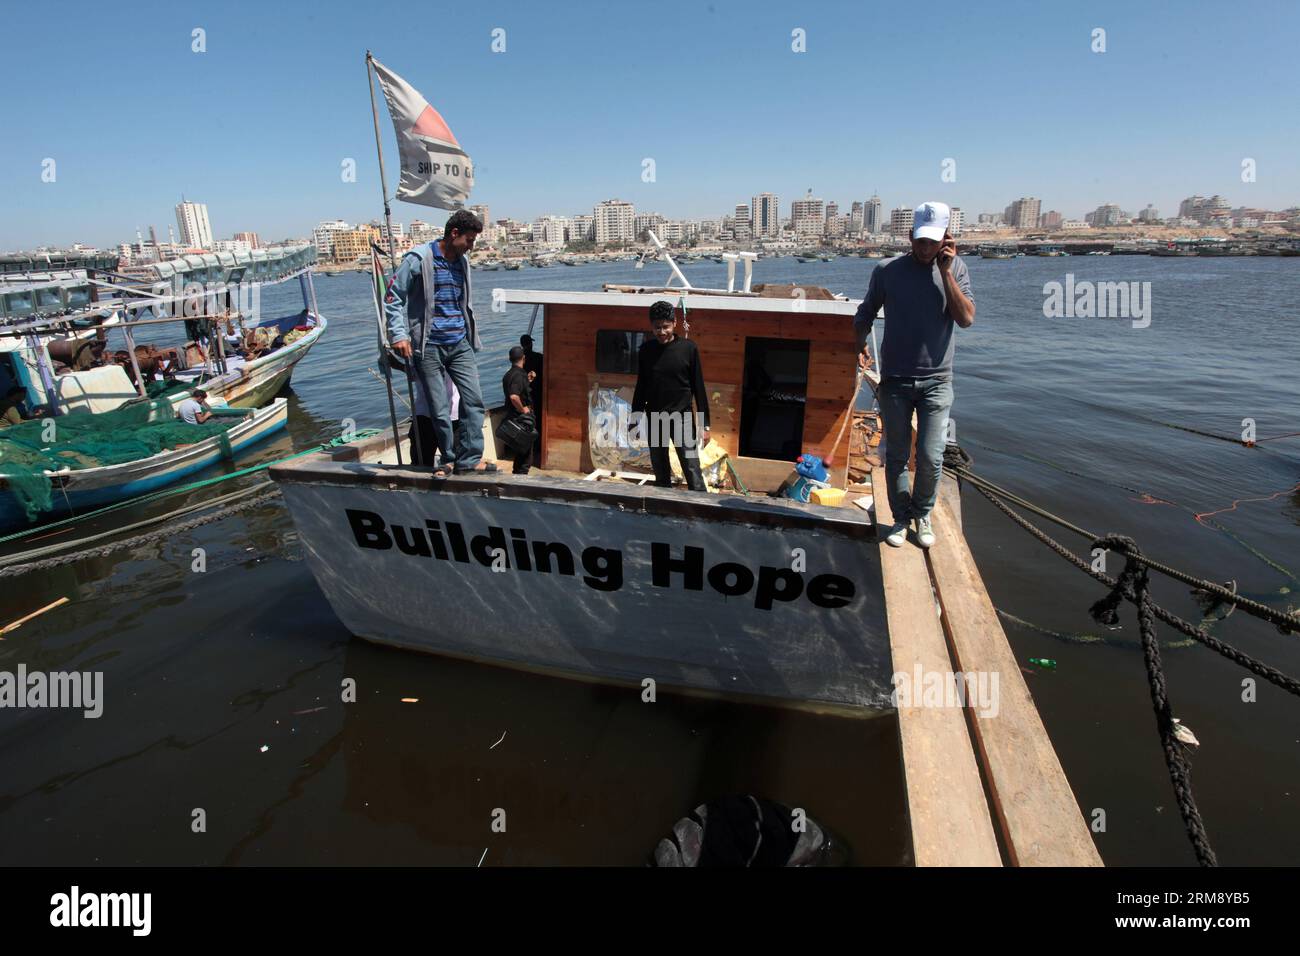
[739,337,810,460]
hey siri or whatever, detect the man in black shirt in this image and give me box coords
[632,300,711,491]
[501,345,534,474]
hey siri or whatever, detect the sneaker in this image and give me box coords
[914,515,935,549]
[884,522,908,548]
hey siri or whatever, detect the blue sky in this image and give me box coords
[2,0,1297,249]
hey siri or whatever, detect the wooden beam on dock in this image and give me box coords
[928,495,1103,866]
[873,469,1002,866]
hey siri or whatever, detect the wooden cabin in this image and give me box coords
[501,287,864,492]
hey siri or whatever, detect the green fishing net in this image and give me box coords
[0,397,235,522]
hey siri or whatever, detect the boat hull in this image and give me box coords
[0,399,289,529]
[273,467,894,713]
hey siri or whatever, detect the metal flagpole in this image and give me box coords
[365,51,405,465]
[366,52,399,267]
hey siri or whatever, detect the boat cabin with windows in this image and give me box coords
[499,285,867,492]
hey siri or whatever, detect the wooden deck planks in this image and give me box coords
[873,469,1002,866]
[927,496,1103,866]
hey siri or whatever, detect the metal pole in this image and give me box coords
[368,245,404,466]
[648,230,692,289]
[26,334,63,416]
[120,321,148,399]
[366,52,399,265]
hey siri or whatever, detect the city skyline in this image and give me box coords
[3,0,1299,249]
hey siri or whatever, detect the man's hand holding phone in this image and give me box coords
[937,230,957,273]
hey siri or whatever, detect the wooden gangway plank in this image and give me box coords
[928,495,1103,866]
[873,469,1002,866]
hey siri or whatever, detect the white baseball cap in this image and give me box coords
[912,201,950,241]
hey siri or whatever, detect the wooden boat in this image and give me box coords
[0,397,288,529]
[979,244,1016,259]
[0,246,328,415]
[273,279,895,714]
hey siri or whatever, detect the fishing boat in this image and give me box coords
[1036,244,1066,257]
[979,244,1016,259]
[0,397,288,530]
[273,250,898,714]
[0,244,326,414]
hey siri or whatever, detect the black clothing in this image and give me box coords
[501,364,533,474]
[502,365,531,419]
[631,337,710,427]
[633,336,710,491]
[649,425,706,491]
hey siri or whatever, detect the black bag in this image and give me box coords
[497,413,537,454]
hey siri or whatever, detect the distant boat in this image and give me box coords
[1037,245,1066,257]
[979,244,1016,259]
[503,261,523,270]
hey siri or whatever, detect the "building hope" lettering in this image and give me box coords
[345,508,855,612]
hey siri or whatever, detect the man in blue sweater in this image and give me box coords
[853,201,975,549]
[385,209,496,475]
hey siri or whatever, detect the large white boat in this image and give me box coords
[273,254,895,714]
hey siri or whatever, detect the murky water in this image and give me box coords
[1,255,1297,865]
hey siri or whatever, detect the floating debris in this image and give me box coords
[400,697,419,703]
[490,731,507,750]
[1172,718,1201,748]
[259,745,269,753]
[1028,657,1058,671]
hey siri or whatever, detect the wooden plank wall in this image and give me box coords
[540,302,860,484]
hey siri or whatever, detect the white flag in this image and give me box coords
[370,55,474,210]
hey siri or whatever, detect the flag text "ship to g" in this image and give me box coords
[369,54,474,210]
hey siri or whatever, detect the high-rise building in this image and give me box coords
[1039,210,1063,230]
[849,201,865,234]
[1085,203,1122,227]
[634,212,667,239]
[594,199,635,244]
[864,195,883,234]
[751,193,780,238]
[1178,196,1205,220]
[791,191,825,237]
[312,219,350,260]
[468,205,491,228]
[175,199,213,250]
[1003,197,1041,232]
[889,207,914,237]
[1137,205,1160,222]
[949,207,964,236]
[567,215,594,244]
[331,225,381,263]
[532,216,569,247]
[733,203,752,240]
[232,231,260,249]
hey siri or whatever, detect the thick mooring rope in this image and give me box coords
[1089,534,1218,867]
[944,444,1300,866]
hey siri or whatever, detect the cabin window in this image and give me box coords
[594,330,650,374]
[739,337,810,460]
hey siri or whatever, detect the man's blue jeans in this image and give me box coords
[412,336,485,470]
[878,376,953,523]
